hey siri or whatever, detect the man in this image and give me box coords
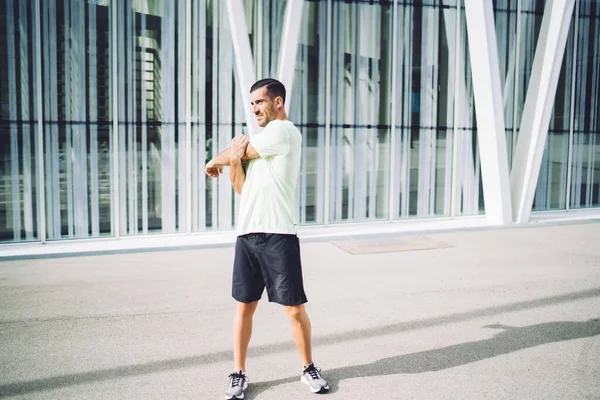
[205,78,329,399]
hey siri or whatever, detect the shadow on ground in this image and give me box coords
[247,319,600,398]
[1,285,599,398]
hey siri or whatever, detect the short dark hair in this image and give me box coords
[250,78,286,105]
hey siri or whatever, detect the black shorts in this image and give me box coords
[232,233,308,306]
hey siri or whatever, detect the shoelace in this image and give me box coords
[306,366,321,380]
[228,372,247,387]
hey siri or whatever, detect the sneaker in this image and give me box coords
[301,363,329,393]
[225,370,248,400]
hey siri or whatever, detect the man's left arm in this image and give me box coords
[205,135,260,178]
[229,136,250,194]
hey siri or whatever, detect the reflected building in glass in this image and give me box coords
[0,0,599,245]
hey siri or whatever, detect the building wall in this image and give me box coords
[0,0,598,243]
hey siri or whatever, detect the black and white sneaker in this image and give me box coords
[301,363,329,393]
[225,370,248,399]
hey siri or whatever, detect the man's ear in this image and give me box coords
[275,96,283,109]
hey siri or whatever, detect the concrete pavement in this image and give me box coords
[1,221,599,399]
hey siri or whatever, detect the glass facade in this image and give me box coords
[533,0,600,210]
[0,0,599,244]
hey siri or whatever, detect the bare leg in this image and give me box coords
[233,301,259,371]
[284,304,312,366]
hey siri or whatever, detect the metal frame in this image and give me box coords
[565,0,581,211]
[34,0,46,243]
[323,0,332,226]
[464,0,513,225]
[511,0,522,160]
[185,0,192,233]
[388,0,398,221]
[111,0,120,238]
[450,0,462,217]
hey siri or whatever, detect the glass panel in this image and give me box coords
[513,0,545,157]
[392,0,464,218]
[289,1,327,225]
[40,0,111,240]
[242,0,286,78]
[533,15,575,211]
[0,124,39,242]
[493,0,518,163]
[117,0,187,235]
[261,0,286,78]
[571,0,600,209]
[190,1,208,231]
[192,0,250,232]
[0,0,39,242]
[330,0,392,223]
[493,0,545,166]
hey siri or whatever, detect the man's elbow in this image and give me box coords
[242,143,260,160]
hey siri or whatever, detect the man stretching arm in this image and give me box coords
[205,78,329,400]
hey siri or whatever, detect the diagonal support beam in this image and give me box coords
[464,0,512,225]
[277,0,304,115]
[510,0,576,223]
[224,0,259,137]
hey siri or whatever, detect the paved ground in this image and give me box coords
[0,221,599,399]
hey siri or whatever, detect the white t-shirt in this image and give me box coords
[236,119,302,235]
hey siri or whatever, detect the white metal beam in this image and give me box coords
[277,0,304,115]
[510,0,576,223]
[224,0,259,137]
[34,0,46,243]
[464,0,512,225]
[185,0,192,233]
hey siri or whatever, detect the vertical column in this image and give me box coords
[510,0,576,223]
[217,0,233,230]
[161,0,177,233]
[192,0,207,231]
[140,9,149,233]
[315,0,327,224]
[34,0,46,242]
[111,0,119,238]
[324,0,332,225]
[388,0,398,221]
[117,2,128,235]
[464,0,512,225]
[400,5,414,218]
[177,0,187,232]
[331,1,343,221]
[88,1,100,237]
[277,0,304,115]
[185,0,192,233]
[18,0,34,240]
[72,0,90,238]
[64,0,74,238]
[224,0,258,137]
[6,0,21,240]
[43,0,61,239]
[416,3,440,217]
[450,1,462,216]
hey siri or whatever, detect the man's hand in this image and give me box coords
[205,159,223,178]
[230,135,249,161]
[205,135,248,179]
